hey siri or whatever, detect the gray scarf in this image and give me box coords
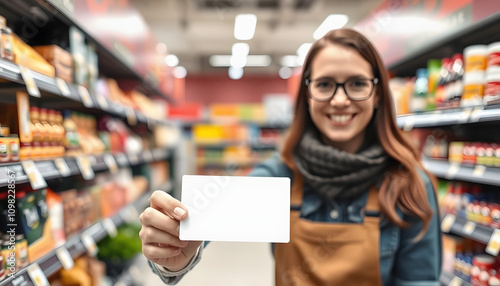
[294,128,390,200]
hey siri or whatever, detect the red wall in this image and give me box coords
[184,75,288,105]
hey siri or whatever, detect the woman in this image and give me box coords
[139,28,442,285]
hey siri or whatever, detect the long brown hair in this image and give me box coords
[281,28,437,238]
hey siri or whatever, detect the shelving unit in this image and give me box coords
[396,105,500,130]
[0,58,171,128]
[422,158,500,187]
[0,180,172,286]
[0,0,172,101]
[440,271,472,286]
[0,148,170,188]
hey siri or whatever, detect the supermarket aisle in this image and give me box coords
[141,241,275,286]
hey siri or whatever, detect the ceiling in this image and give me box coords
[130,0,383,76]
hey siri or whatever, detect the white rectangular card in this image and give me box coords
[180,175,290,243]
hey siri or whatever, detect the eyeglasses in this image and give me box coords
[305,78,379,102]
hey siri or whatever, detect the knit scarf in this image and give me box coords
[293,128,390,200]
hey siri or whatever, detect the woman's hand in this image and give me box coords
[139,190,202,272]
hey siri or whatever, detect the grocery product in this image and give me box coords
[0,27,13,61]
[427,59,441,111]
[464,45,488,72]
[484,66,500,105]
[411,68,428,113]
[462,71,485,107]
[32,45,73,83]
[17,92,32,159]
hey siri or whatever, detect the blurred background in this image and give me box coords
[1,0,500,285]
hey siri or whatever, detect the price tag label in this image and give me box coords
[126,107,137,126]
[486,229,500,256]
[441,214,456,233]
[128,153,140,165]
[460,108,472,123]
[103,154,119,174]
[121,206,139,224]
[143,150,153,162]
[27,262,50,286]
[102,218,118,238]
[56,247,74,270]
[54,158,71,177]
[55,77,71,97]
[19,65,41,98]
[446,163,460,179]
[402,117,415,132]
[76,156,95,180]
[448,276,462,286]
[95,94,109,110]
[463,221,476,235]
[78,85,94,108]
[470,107,483,123]
[81,232,98,257]
[21,160,47,190]
[115,153,129,167]
[473,165,487,177]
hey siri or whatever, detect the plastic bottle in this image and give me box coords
[412,68,428,113]
[449,54,464,108]
[436,58,451,109]
[62,110,80,155]
[427,59,441,111]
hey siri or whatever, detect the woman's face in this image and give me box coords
[308,44,378,153]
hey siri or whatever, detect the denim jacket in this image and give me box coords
[149,153,442,286]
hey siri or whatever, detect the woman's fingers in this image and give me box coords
[149,190,188,220]
[143,243,182,259]
[139,225,188,249]
[139,207,179,236]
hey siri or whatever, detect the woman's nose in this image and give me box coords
[329,86,351,107]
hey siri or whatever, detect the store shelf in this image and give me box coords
[441,214,495,246]
[440,271,472,286]
[0,58,171,128]
[422,157,500,187]
[0,180,172,286]
[396,106,500,130]
[195,141,278,149]
[0,148,171,188]
[197,157,265,168]
[0,0,172,101]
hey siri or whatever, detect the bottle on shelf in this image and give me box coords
[436,58,451,109]
[30,106,45,159]
[62,110,81,156]
[427,59,441,111]
[411,68,428,113]
[449,54,464,108]
[39,108,53,158]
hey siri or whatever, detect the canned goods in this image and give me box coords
[487,42,500,67]
[471,254,495,286]
[464,45,488,72]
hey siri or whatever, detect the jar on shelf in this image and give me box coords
[487,42,500,67]
[464,45,488,72]
[461,71,485,107]
[484,66,500,105]
[0,27,14,61]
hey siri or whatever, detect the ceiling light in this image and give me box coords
[156,42,167,54]
[245,55,271,67]
[173,66,187,78]
[234,14,257,40]
[232,43,250,57]
[228,66,244,80]
[165,54,179,67]
[230,55,247,68]
[279,67,293,79]
[297,43,312,64]
[280,55,301,67]
[209,55,232,67]
[313,14,349,40]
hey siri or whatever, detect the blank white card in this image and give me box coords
[180,175,290,243]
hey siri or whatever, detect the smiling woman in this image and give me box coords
[140,28,442,286]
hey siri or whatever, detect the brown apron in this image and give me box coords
[274,185,383,286]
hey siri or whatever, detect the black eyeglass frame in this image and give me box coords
[305,77,379,102]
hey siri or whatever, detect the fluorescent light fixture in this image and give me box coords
[228,66,244,80]
[280,55,301,67]
[165,54,179,67]
[209,55,271,67]
[232,43,250,57]
[245,55,271,67]
[279,66,293,79]
[297,43,312,65]
[234,14,257,40]
[173,66,187,78]
[313,14,349,40]
[209,55,231,67]
[230,55,247,68]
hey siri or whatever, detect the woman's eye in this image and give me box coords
[316,81,333,89]
[351,80,369,87]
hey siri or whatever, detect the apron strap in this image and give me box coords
[364,187,380,213]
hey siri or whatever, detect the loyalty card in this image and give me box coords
[180,175,290,243]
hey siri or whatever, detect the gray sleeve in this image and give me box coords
[147,245,203,285]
